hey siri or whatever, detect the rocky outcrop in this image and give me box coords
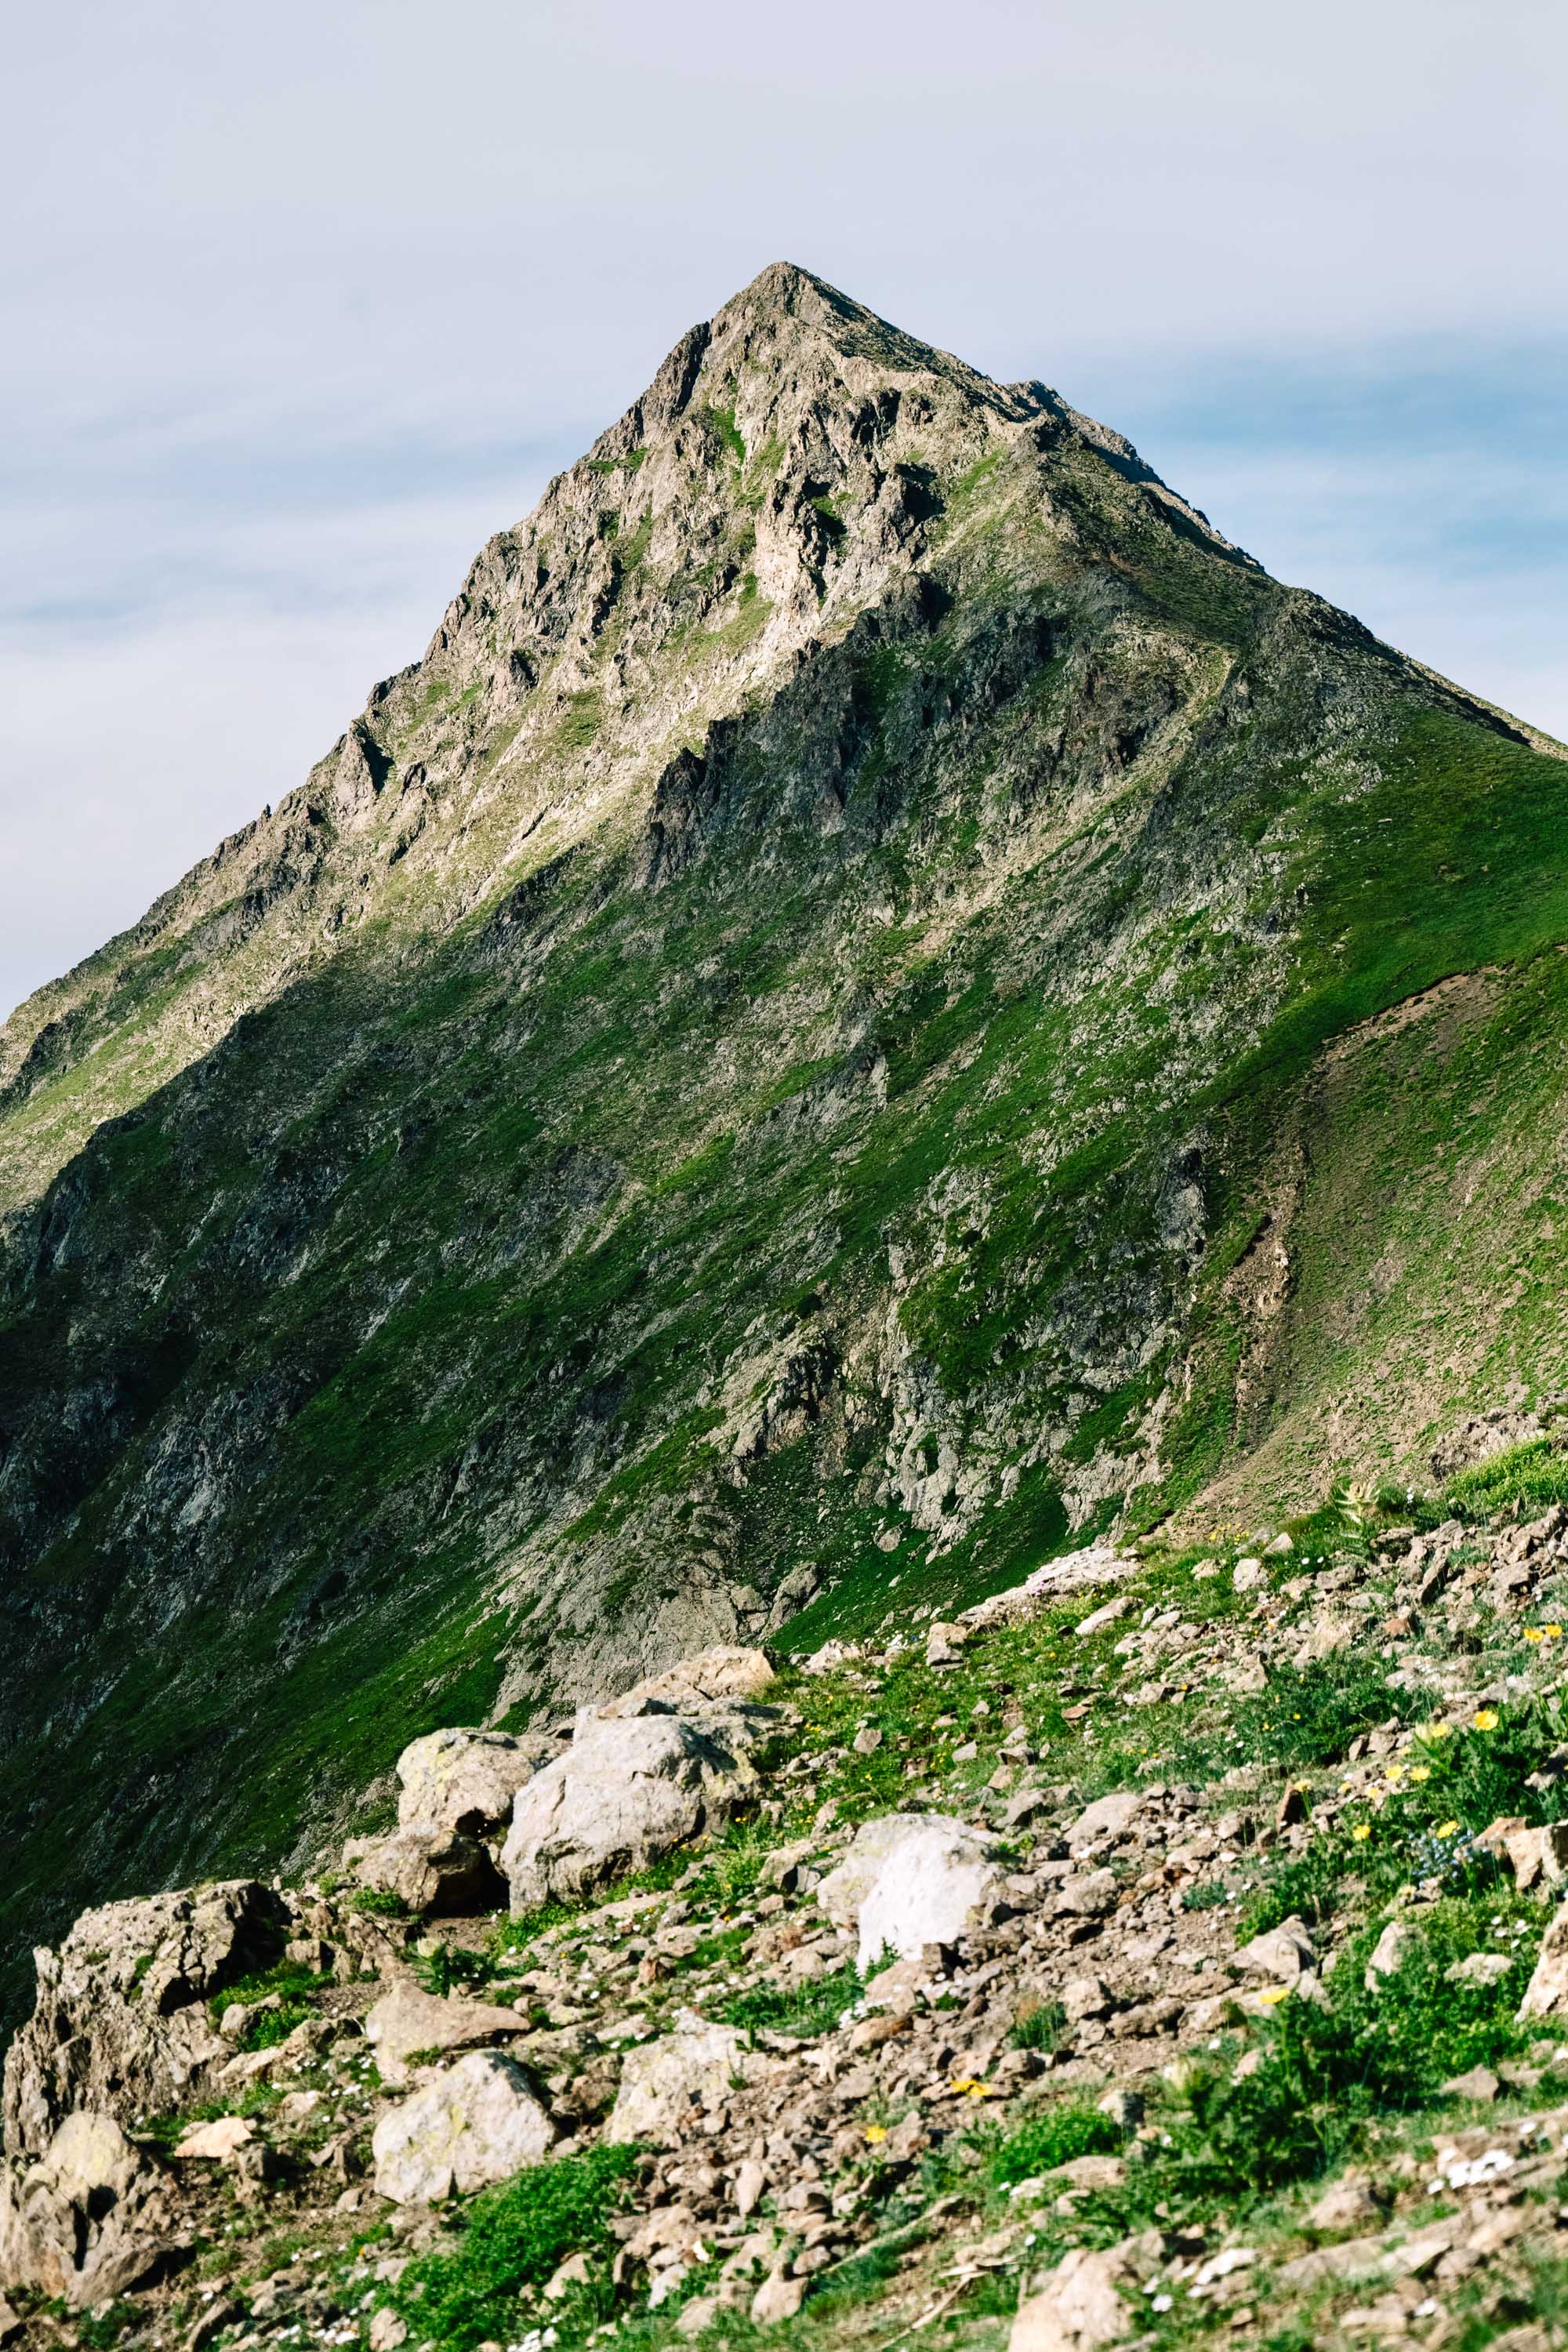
[2,1881,289,2158]
[342,1824,503,1917]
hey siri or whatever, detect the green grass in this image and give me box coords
[990,2101,1122,2186]
[1450,1436,1568,1518]
[382,2143,641,2351]
[719,1960,865,2041]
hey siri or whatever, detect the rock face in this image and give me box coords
[371,2050,555,2203]
[817,1813,1003,1969]
[2,1881,289,2158]
[0,2112,166,2307]
[502,1710,760,1911]
[1518,1896,1568,2018]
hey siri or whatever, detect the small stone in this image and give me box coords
[733,2158,767,2218]
[852,1726,884,1755]
[1232,1558,1265,1592]
[751,2270,806,2325]
[1439,2063,1500,2103]
[368,2310,408,2351]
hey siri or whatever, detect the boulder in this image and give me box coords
[817,1813,1002,1970]
[395,1727,558,1839]
[1518,1895,1568,2019]
[1010,2243,1134,2352]
[600,1646,775,1715]
[365,1984,528,2087]
[371,2051,554,2203]
[345,1825,502,1917]
[604,2022,771,2146]
[503,1711,758,1912]
[1364,1921,1413,1988]
[2,1880,290,2158]
[0,2113,167,2307]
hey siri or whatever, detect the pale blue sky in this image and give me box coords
[2,0,1564,1018]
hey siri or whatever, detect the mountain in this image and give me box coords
[3,261,1567,2008]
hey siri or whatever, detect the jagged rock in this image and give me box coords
[2,1879,290,2157]
[1518,1896,1568,2019]
[1010,2242,1135,2351]
[1446,1951,1514,1987]
[1439,2063,1501,2103]
[371,2051,554,2202]
[817,1813,1002,1969]
[1501,1821,1568,1892]
[345,1824,503,1916]
[604,2022,771,2146]
[395,1726,558,1838]
[0,2112,167,2307]
[502,1711,758,1911]
[600,1645,776,1715]
[364,1984,529,2087]
[924,1621,970,1667]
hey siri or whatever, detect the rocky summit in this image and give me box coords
[5,256,1568,2346]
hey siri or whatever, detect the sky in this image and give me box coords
[2,0,1564,1020]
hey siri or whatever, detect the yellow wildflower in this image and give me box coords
[1385,1765,1406,1784]
[1409,1765,1431,1783]
[1422,1722,1452,1742]
[1351,1822,1372,1842]
[1472,1709,1499,1731]
[1524,1629,1546,1644]
[1255,1987,1290,2006]
[862,2124,887,2144]
[1436,1820,1461,1838]
[1548,1625,1564,1640]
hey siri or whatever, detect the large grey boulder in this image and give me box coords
[604,2023,771,2147]
[817,1813,1003,1969]
[371,2051,554,2203]
[3,1880,290,2158]
[0,2113,168,2307]
[395,1727,560,1839]
[502,1711,760,1912]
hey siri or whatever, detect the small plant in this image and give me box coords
[720,1961,864,2041]
[351,1887,410,1918]
[1449,1438,1568,1519]
[412,1941,493,1998]
[1009,1996,1066,2051]
[1181,1878,1230,1911]
[381,2143,641,2351]
[991,2101,1122,2187]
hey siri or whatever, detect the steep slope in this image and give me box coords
[2,263,1567,2008]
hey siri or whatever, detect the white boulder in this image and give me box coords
[817,1813,1002,1970]
[372,2051,554,2203]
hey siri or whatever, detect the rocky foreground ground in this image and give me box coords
[9,1436,1568,2352]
